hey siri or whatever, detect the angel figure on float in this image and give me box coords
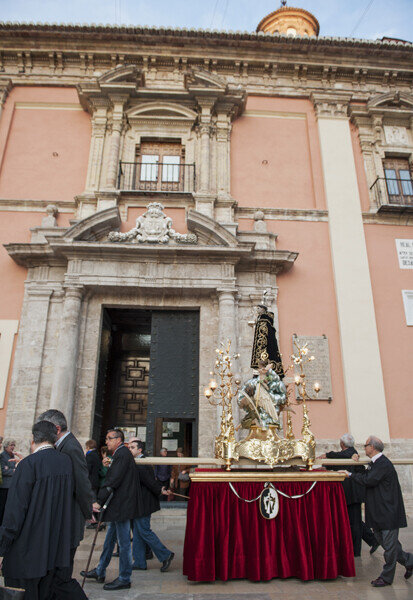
[238,357,288,431]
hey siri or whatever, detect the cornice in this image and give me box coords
[0,22,411,54]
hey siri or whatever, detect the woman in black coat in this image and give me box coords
[129,441,174,572]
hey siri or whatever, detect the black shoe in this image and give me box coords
[112,550,119,557]
[160,552,175,572]
[370,542,379,555]
[103,578,131,591]
[146,550,154,560]
[405,566,413,580]
[98,523,106,531]
[371,577,390,587]
[132,564,147,570]
[80,568,104,583]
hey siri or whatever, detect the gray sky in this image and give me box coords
[1,0,412,42]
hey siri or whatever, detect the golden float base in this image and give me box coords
[190,470,346,482]
[215,426,316,470]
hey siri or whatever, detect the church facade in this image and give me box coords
[0,6,412,497]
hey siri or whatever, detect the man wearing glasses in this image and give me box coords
[81,429,141,591]
[344,436,413,588]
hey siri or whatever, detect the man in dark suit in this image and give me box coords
[81,428,140,591]
[129,440,174,572]
[0,421,73,600]
[38,408,93,600]
[318,433,378,556]
[346,435,413,587]
[85,439,101,496]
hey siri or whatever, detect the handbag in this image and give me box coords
[0,586,25,599]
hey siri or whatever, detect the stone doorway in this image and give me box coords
[92,307,199,454]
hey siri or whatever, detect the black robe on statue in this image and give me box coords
[0,448,73,580]
[250,309,284,378]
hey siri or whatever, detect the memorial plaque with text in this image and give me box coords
[293,335,333,402]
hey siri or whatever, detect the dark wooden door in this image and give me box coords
[146,311,199,456]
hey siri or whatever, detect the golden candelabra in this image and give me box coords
[204,340,240,470]
[204,339,321,470]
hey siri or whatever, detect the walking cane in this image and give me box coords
[81,490,114,589]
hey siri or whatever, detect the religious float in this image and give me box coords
[183,295,355,582]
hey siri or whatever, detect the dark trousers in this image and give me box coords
[362,520,377,547]
[5,569,55,600]
[373,528,413,584]
[0,488,9,524]
[50,546,88,600]
[347,503,377,556]
[347,503,362,556]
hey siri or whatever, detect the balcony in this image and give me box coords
[117,161,196,193]
[370,176,413,213]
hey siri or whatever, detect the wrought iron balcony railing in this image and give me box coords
[117,161,196,193]
[370,176,413,212]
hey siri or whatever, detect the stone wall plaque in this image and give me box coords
[293,335,333,402]
[396,239,413,269]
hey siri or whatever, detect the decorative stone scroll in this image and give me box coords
[108,202,197,244]
[292,335,333,402]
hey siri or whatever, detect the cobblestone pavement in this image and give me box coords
[73,509,413,600]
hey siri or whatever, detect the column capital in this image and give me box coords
[63,285,85,300]
[311,92,353,120]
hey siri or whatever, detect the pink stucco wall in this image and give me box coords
[239,218,348,440]
[0,86,90,202]
[231,96,326,210]
[364,224,413,439]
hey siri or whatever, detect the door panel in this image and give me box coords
[146,311,199,456]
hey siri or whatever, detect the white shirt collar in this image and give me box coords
[34,443,54,453]
[371,452,383,463]
[55,431,70,448]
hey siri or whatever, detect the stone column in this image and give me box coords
[218,290,237,346]
[50,285,84,428]
[216,109,231,199]
[312,92,390,443]
[85,101,108,192]
[4,286,52,450]
[199,123,212,193]
[197,98,215,194]
[105,96,128,189]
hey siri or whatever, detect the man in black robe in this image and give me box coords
[38,408,93,600]
[0,421,73,600]
[318,433,377,556]
[346,435,413,587]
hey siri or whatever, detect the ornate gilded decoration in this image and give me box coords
[108,202,197,244]
[205,335,321,470]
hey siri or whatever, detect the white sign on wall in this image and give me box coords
[395,239,413,269]
[402,291,413,326]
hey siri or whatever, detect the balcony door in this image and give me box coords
[383,158,413,205]
[138,141,183,191]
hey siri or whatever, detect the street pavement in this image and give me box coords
[74,508,413,600]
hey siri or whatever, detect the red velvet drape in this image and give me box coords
[183,478,355,582]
